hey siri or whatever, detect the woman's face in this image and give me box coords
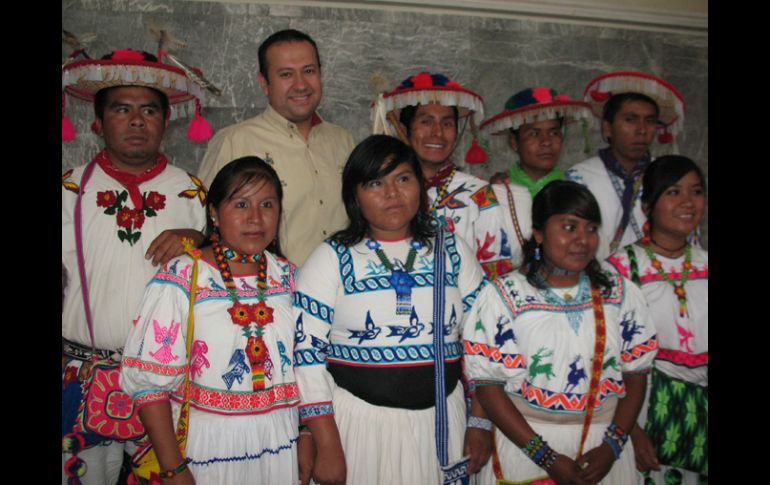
[648,170,706,241]
[534,213,599,273]
[356,161,421,241]
[210,178,281,255]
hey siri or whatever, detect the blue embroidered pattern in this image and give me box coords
[462,280,485,313]
[189,437,298,466]
[326,341,463,366]
[327,237,461,295]
[294,291,334,325]
[299,403,334,421]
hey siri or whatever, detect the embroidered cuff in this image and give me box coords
[134,390,170,409]
[467,415,493,431]
[299,402,334,423]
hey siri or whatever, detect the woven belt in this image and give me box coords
[62,337,122,362]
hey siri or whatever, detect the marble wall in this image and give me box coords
[62,0,708,244]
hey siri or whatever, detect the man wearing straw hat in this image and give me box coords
[480,87,594,272]
[198,29,355,266]
[373,72,511,280]
[566,71,686,260]
[61,48,210,484]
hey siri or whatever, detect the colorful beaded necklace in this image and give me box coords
[366,238,422,315]
[643,243,692,317]
[426,165,457,215]
[210,231,274,390]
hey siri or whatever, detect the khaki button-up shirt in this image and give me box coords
[199,105,356,265]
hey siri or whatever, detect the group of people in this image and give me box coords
[62,27,707,485]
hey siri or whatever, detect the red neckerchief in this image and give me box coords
[95,149,168,210]
[424,162,456,189]
[310,112,323,127]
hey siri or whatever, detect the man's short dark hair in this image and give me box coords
[258,29,321,82]
[398,104,459,138]
[93,86,170,121]
[602,92,660,125]
[509,117,564,143]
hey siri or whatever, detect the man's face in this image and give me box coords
[602,99,658,168]
[511,119,563,180]
[258,41,322,124]
[94,86,168,173]
[402,104,458,171]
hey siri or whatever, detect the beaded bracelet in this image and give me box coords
[521,433,557,470]
[467,416,493,431]
[159,457,192,479]
[602,423,629,459]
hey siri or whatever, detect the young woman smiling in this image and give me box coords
[464,180,657,485]
[607,155,708,485]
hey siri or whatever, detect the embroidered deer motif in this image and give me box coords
[564,355,587,393]
[528,347,556,380]
[429,305,457,336]
[494,315,516,347]
[619,311,643,351]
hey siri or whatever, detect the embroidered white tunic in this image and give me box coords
[120,252,300,484]
[62,162,207,350]
[293,232,485,484]
[427,167,513,279]
[490,182,533,274]
[463,270,658,483]
[566,156,647,261]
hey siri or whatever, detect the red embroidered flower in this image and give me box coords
[674,286,686,298]
[131,210,146,229]
[246,335,268,362]
[251,301,275,327]
[106,391,134,419]
[651,259,663,270]
[228,301,252,327]
[97,190,118,208]
[145,191,166,211]
[682,261,693,271]
[117,207,134,228]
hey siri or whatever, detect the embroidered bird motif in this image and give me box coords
[149,320,181,364]
[676,320,695,354]
[222,349,250,390]
[476,232,497,261]
[349,311,382,344]
[240,279,257,291]
[435,183,470,210]
[499,229,512,258]
[178,264,191,280]
[190,340,210,379]
[386,307,425,342]
[208,278,225,291]
[295,314,307,344]
[178,173,208,206]
[277,341,292,373]
[168,260,179,274]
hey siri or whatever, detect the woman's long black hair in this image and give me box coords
[203,156,285,257]
[522,180,611,291]
[331,134,435,249]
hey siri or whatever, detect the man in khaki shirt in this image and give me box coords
[199,29,356,265]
